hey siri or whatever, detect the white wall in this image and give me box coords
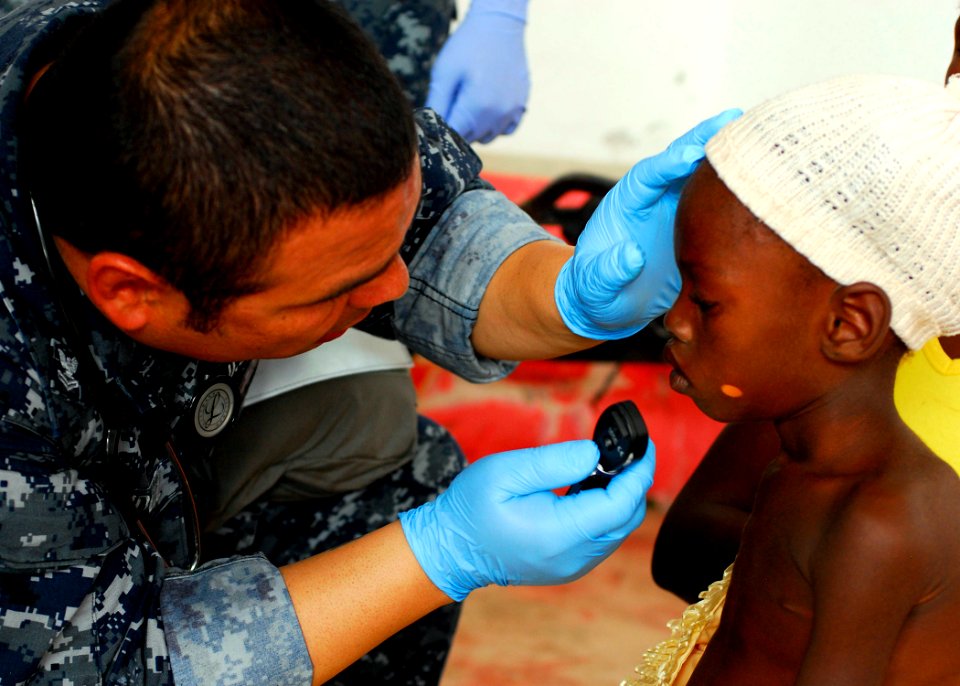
[466,1,959,175]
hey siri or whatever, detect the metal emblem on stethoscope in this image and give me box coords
[192,381,235,438]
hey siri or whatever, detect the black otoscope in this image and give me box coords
[567,400,649,495]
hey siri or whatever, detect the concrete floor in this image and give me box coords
[440,504,687,686]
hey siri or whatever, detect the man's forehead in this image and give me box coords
[254,169,416,287]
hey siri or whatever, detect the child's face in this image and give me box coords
[663,163,837,422]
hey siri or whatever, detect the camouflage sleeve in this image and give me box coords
[161,556,312,685]
[391,108,561,381]
[0,445,312,685]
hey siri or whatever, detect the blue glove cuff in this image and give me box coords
[467,0,528,22]
[399,504,475,602]
[555,258,596,339]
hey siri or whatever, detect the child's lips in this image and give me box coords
[669,367,692,394]
[662,348,692,394]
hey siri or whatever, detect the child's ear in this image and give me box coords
[821,282,892,362]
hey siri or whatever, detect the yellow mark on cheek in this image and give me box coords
[720,384,744,398]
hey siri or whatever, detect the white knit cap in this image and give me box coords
[706,73,960,350]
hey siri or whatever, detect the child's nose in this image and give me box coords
[663,301,692,343]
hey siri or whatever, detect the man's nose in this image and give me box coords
[348,255,409,309]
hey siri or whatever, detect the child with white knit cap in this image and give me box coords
[627,73,960,686]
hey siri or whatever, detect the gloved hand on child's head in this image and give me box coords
[555,108,743,340]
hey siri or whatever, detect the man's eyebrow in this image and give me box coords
[310,253,398,304]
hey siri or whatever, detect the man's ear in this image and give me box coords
[85,253,174,333]
[821,282,892,363]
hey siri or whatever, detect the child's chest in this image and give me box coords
[742,465,845,573]
[718,458,960,684]
[719,466,852,649]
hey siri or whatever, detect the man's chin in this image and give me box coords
[263,329,350,359]
[316,328,348,345]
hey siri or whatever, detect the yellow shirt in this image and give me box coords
[894,337,960,475]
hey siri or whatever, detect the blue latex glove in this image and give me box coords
[399,439,656,601]
[554,109,743,340]
[426,0,530,144]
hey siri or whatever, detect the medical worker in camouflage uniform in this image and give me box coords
[194,2,534,682]
[0,0,736,684]
[0,2,531,682]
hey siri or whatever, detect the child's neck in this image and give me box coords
[939,334,960,359]
[773,357,907,476]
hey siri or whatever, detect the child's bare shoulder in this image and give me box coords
[818,447,960,587]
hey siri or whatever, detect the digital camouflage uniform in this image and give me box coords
[0,1,553,684]
[335,0,456,107]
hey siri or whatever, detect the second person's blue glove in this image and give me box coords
[399,439,656,602]
[554,109,742,340]
[426,0,530,144]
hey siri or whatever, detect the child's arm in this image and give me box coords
[652,420,779,602]
[795,490,935,686]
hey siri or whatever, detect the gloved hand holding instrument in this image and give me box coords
[400,421,656,601]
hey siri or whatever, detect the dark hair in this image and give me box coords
[23,0,417,331]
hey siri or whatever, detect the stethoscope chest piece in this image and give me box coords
[191,380,236,438]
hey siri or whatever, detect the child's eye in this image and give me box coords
[690,293,718,313]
